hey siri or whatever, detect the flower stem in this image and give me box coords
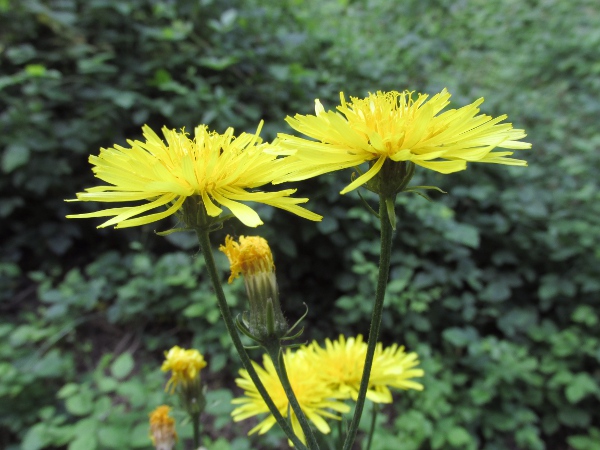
[342,194,394,450]
[192,413,200,449]
[365,403,379,450]
[195,228,308,450]
[265,342,320,450]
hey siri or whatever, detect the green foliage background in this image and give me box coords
[1,0,599,449]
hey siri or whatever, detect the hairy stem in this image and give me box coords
[342,195,394,449]
[265,342,320,450]
[196,228,308,450]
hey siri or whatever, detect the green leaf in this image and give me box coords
[565,373,599,404]
[2,143,30,173]
[21,423,48,450]
[443,223,480,248]
[447,426,472,447]
[110,352,134,379]
[68,432,98,450]
[443,327,478,347]
[65,389,94,416]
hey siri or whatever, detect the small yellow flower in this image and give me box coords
[149,405,177,450]
[219,235,274,283]
[161,346,207,393]
[277,89,531,193]
[67,121,322,228]
[231,350,350,445]
[306,335,424,403]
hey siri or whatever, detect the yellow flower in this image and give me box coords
[161,346,207,393]
[219,235,274,283]
[67,121,322,228]
[306,335,424,403]
[231,350,350,445]
[277,89,531,193]
[149,405,177,450]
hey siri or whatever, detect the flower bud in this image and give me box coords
[149,405,177,450]
[161,346,207,415]
[220,235,288,342]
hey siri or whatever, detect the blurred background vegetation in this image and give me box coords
[1,0,599,448]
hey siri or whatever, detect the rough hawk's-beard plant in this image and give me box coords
[276,89,531,194]
[67,121,322,228]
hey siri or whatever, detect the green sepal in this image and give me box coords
[243,345,261,350]
[281,327,304,341]
[286,303,308,336]
[407,190,433,201]
[155,227,189,236]
[235,314,262,342]
[406,185,446,194]
[384,197,397,230]
[357,190,380,218]
[281,342,307,350]
[266,298,276,337]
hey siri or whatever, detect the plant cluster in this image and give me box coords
[1,0,599,449]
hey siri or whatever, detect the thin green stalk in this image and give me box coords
[342,195,394,450]
[365,403,379,450]
[265,343,320,450]
[336,419,344,450]
[195,228,308,450]
[192,413,200,449]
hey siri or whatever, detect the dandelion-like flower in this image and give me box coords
[306,335,424,403]
[161,346,207,393]
[149,405,177,450]
[231,350,350,445]
[67,121,322,228]
[277,89,531,193]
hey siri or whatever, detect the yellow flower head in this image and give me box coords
[67,121,322,228]
[161,346,207,393]
[277,89,531,193]
[219,235,274,283]
[231,349,350,445]
[306,335,424,404]
[149,405,177,449]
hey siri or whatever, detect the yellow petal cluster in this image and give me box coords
[149,405,177,449]
[231,335,423,445]
[305,335,424,403]
[231,350,350,445]
[219,235,275,283]
[161,346,207,393]
[277,89,531,193]
[67,121,322,228]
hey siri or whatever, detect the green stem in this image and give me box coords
[192,413,200,449]
[195,228,308,450]
[265,342,320,450]
[336,419,344,450]
[342,195,394,450]
[365,403,379,450]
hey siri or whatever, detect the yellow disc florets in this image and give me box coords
[219,235,275,283]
